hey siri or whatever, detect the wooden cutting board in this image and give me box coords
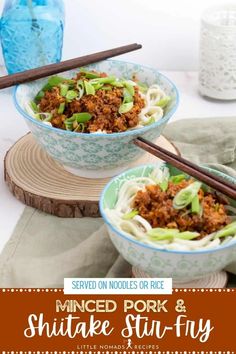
[4,133,180,218]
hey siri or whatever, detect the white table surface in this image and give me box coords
[0,70,236,253]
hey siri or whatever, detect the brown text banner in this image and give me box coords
[0,289,235,351]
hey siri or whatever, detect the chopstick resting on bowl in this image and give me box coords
[134,137,236,200]
[0,43,142,89]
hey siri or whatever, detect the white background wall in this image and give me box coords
[0,0,229,70]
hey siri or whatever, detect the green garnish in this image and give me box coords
[90,76,116,85]
[170,175,186,184]
[191,195,200,214]
[137,81,148,93]
[80,69,100,79]
[77,123,85,132]
[84,81,95,95]
[173,181,202,210]
[160,180,169,192]
[110,81,124,88]
[147,228,200,241]
[122,210,139,220]
[214,222,236,239]
[35,112,52,122]
[124,81,135,98]
[118,102,133,114]
[34,90,45,102]
[60,84,69,97]
[156,96,171,108]
[66,90,78,101]
[147,228,179,240]
[65,121,73,131]
[47,76,67,87]
[43,113,53,122]
[41,76,67,92]
[30,101,39,113]
[143,117,156,126]
[58,102,65,114]
[175,231,200,240]
[123,88,133,103]
[66,112,92,124]
[76,80,85,99]
[100,86,112,91]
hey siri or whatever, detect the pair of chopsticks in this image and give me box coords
[1,42,235,200]
[134,137,236,200]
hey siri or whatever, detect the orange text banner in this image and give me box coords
[0,289,235,352]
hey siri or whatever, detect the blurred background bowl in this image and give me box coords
[14,60,179,178]
[100,163,236,282]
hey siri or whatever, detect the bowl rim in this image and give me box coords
[13,59,179,139]
[99,163,236,255]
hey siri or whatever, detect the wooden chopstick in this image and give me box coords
[134,137,236,200]
[0,43,142,89]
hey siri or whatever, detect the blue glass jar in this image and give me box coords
[0,0,65,74]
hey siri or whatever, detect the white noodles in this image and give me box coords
[105,167,236,251]
[138,84,167,126]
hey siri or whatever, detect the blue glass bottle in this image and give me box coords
[0,0,65,74]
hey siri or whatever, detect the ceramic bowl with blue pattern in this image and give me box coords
[100,163,236,282]
[14,60,179,178]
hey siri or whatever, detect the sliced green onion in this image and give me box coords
[224,221,236,229]
[58,102,65,114]
[60,84,69,97]
[137,81,148,93]
[67,112,92,123]
[122,210,139,220]
[41,76,67,92]
[170,175,186,184]
[110,81,124,87]
[34,90,45,102]
[79,69,100,79]
[175,231,200,240]
[191,195,200,214]
[65,115,77,122]
[123,87,133,103]
[118,102,133,114]
[43,113,53,122]
[156,96,171,108]
[160,180,169,192]
[65,121,73,131]
[74,122,85,132]
[100,86,112,91]
[92,83,104,90]
[124,81,135,97]
[30,101,39,113]
[66,90,78,101]
[35,112,52,122]
[214,222,236,239]
[147,228,179,240]
[90,76,116,85]
[143,116,156,126]
[173,181,202,210]
[76,80,85,99]
[47,76,67,87]
[84,81,95,95]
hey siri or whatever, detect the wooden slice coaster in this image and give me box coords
[132,267,228,288]
[4,133,179,218]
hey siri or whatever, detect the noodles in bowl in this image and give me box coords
[100,163,236,281]
[26,69,171,134]
[14,60,179,178]
[104,165,236,251]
